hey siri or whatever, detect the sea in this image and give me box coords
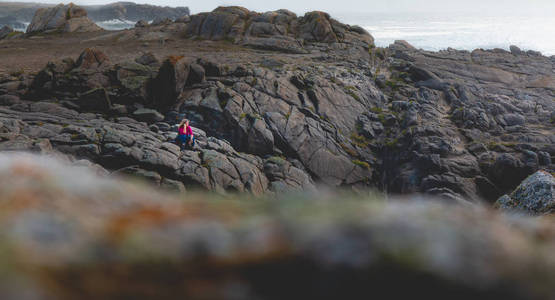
[336,12,555,56]
[12,19,138,32]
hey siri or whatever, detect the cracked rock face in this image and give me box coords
[0,98,313,195]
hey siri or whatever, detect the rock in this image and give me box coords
[75,48,110,69]
[184,7,374,52]
[0,94,20,105]
[72,159,109,176]
[495,171,555,215]
[135,20,148,27]
[161,177,186,192]
[0,25,13,40]
[113,165,162,185]
[0,153,554,299]
[135,52,158,66]
[298,11,338,43]
[149,56,192,111]
[538,151,552,166]
[490,153,531,192]
[114,62,153,104]
[246,118,274,155]
[110,104,128,115]
[132,108,165,123]
[186,7,247,41]
[509,45,523,55]
[186,63,205,86]
[149,124,159,132]
[26,3,102,34]
[264,156,315,192]
[526,50,542,56]
[198,59,222,77]
[392,40,416,50]
[74,88,112,112]
[242,35,308,54]
[150,16,172,26]
[175,15,191,23]
[502,113,525,126]
[475,176,502,202]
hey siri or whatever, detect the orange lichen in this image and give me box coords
[166,55,185,65]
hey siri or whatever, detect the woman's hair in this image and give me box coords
[179,119,189,128]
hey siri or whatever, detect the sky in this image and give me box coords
[3,0,555,15]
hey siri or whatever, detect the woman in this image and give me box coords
[177,119,194,148]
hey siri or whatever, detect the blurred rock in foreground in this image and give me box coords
[0,152,554,300]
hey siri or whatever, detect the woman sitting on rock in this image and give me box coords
[177,119,195,149]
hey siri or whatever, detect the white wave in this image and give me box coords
[356,14,555,56]
[98,19,136,25]
[369,29,454,39]
[96,19,139,30]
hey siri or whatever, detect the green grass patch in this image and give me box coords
[350,132,370,148]
[384,138,399,149]
[370,107,383,114]
[352,160,371,170]
[340,143,358,157]
[6,31,22,38]
[267,156,287,166]
[345,88,360,101]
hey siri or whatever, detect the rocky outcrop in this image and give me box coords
[86,2,189,22]
[1,8,554,202]
[26,3,102,34]
[371,41,554,202]
[0,2,190,30]
[495,171,555,215]
[184,7,374,53]
[0,152,554,299]
[1,73,314,194]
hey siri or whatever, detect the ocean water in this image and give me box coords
[336,12,555,56]
[96,19,138,31]
[11,20,137,31]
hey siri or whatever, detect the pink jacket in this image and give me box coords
[179,125,193,136]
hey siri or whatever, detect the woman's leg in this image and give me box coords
[176,135,186,149]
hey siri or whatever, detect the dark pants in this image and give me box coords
[176,134,194,148]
